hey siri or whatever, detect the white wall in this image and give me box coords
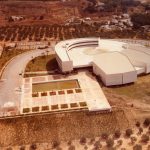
[105,74,123,86]
[62,61,73,72]
[123,71,137,84]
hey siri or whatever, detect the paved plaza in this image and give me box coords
[21,70,111,114]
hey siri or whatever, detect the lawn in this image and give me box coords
[104,74,150,104]
[32,79,80,92]
[25,54,58,72]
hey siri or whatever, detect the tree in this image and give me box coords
[94,140,102,149]
[30,143,37,150]
[117,139,123,146]
[138,127,143,135]
[89,138,95,144]
[52,140,60,149]
[101,132,109,140]
[143,118,150,127]
[114,130,121,138]
[80,137,86,145]
[68,145,75,150]
[133,144,142,150]
[126,129,133,137]
[106,138,114,148]
[20,146,25,150]
[67,140,72,146]
[131,13,150,27]
[141,134,149,143]
[6,148,12,150]
[84,145,88,150]
[130,136,137,145]
[135,121,141,127]
[56,147,62,150]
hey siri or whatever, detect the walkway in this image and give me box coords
[0,48,54,111]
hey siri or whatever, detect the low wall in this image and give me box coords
[0,109,129,147]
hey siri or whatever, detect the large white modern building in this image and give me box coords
[55,38,150,86]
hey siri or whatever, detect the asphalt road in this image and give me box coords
[0,48,53,110]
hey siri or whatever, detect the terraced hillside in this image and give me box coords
[0,109,130,147]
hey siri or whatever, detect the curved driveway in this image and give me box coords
[0,48,53,110]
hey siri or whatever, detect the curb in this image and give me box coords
[0,50,35,80]
[0,47,53,79]
[0,57,16,79]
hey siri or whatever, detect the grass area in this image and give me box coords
[104,74,150,104]
[32,79,80,92]
[25,54,58,72]
[0,48,30,73]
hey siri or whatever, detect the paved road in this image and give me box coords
[0,48,53,110]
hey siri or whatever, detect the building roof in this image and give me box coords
[93,52,135,75]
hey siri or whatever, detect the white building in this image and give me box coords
[55,38,150,86]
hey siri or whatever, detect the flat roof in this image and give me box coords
[122,49,150,64]
[93,52,135,75]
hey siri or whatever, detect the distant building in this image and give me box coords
[9,16,25,22]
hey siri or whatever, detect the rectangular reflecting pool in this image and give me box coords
[32,79,80,93]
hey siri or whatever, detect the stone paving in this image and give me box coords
[21,70,111,114]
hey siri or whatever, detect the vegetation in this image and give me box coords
[94,141,102,149]
[143,118,150,127]
[83,0,141,13]
[114,130,121,138]
[0,24,149,43]
[0,48,29,74]
[20,146,25,150]
[80,137,87,145]
[141,134,149,143]
[52,140,60,149]
[30,143,37,150]
[101,133,109,140]
[136,121,141,127]
[125,129,133,137]
[68,145,75,150]
[106,138,114,147]
[25,54,58,72]
[2,118,150,149]
[131,13,150,27]
[133,144,142,150]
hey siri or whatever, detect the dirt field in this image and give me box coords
[0,109,130,147]
[103,74,150,108]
